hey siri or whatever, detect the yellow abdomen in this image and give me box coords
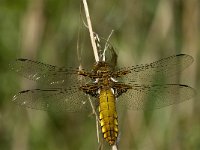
[99,89,118,145]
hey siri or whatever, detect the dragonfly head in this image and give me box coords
[92,61,111,74]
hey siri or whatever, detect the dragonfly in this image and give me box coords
[10,54,195,146]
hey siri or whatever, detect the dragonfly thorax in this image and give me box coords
[93,61,111,74]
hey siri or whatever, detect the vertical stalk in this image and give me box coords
[82,1,118,149]
[82,0,99,62]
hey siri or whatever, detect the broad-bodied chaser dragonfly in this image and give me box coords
[10,54,195,145]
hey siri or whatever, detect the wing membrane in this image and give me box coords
[10,59,88,87]
[12,87,94,112]
[117,84,195,110]
[119,54,193,83]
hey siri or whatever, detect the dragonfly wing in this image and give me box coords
[116,84,195,110]
[12,87,95,112]
[119,54,194,84]
[10,58,88,87]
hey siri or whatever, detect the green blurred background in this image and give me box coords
[0,0,200,150]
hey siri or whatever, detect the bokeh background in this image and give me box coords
[0,0,200,150]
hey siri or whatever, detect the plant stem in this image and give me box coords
[82,0,99,62]
[82,1,118,149]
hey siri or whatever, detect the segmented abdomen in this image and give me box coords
[99,89,118,145]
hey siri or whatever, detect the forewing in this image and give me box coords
[12,87,94,112]
[10,59,88,87]
[116,84,195,110]
[119,54,194,84]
